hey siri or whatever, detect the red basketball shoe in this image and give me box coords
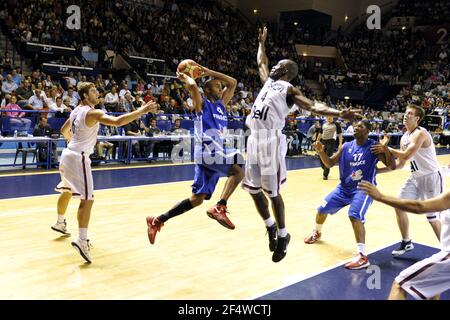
[344,253,370,270]
[206,204,235,230]
[146,216,164,244]
[304,230,321,244]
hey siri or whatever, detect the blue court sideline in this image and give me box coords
[257,243,450,300]
[0,156,321,199]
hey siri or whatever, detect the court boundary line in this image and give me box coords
[0,161,196,177]
[1,154,448,178]
[1,158,449,200]
[0,179,194,201]
[250,241,441,300]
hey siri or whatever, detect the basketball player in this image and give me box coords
[303,121,396,269]
[372,105,443,256]
[145,65,244,244]
[358,181,450,300]
[242,27,361,262]
[52,82,157,263]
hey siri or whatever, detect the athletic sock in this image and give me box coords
[57,215,65,223]
[159,199,193,223]
[357,243,366,255]
[314,223,323,232]
[217,199,227,206]
[264,217,275,227]
[278,228,288,238]
[79,228,88,241]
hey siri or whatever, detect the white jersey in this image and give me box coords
[400,127,440,177]
[246,78,292,131]
[67,105,99,155]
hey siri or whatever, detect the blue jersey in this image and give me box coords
[339,139,379,190]
[194,96,228,162]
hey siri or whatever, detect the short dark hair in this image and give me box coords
[204,78,223,92]
[407,104,425,123]
[204,79,215,91]
[360,120,372,132]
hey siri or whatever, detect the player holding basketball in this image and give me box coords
[304,121,396,269]
[52,82,157,263]
[358,181,450,300]
[243,27,361,262]
[372,104,443,256]
[146,64,244,244]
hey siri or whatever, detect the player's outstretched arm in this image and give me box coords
[288,87,362,121]
[387,130,427,160]
[377,158,404,174]
[358,181,450,213]
[375,135,396,170]
[199,66,237,106]
[257,26,269,84]
[177,72,203,113]
[315,141,342,168]
[86,101,157,128]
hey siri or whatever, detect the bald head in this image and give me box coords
[269,59,298,82]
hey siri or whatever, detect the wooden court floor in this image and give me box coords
[0,155,448,299]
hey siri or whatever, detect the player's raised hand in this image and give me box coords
[176,71,196,86]
[339,108,363,121]
[258,26,267,43]
[314,141,324,153]
[197,65,211,78]
[357,181,382,200]
[370,142,389,155]
[139,101,158,114]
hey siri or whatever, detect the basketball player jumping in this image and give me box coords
[372,104,443,256]
[52,82,157,263]
[146,65,244,244]
[358,181,450,300]
[242,27,361,262]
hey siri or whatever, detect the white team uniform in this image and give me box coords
[55,105,99,200]
[399,127,444,221]
[242,78,292,197]
[395,210,450,299]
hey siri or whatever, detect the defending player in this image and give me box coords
[304,121,395,269]
[243,27,361,262]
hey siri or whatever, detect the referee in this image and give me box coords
[317,117,343,180]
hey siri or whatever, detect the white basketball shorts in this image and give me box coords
[395,250,450,300]
[55,148,94,200]
[399,171,444,221]
[242,131,287,198]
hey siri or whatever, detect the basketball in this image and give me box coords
[177,59,203,79]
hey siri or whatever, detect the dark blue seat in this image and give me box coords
[47,117,67,131]
[157,120,172,132]
[180,119,194,132]
[227,120,244,130]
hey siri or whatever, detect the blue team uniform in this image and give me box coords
[317,139,379,223]
[191,96,242,199]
